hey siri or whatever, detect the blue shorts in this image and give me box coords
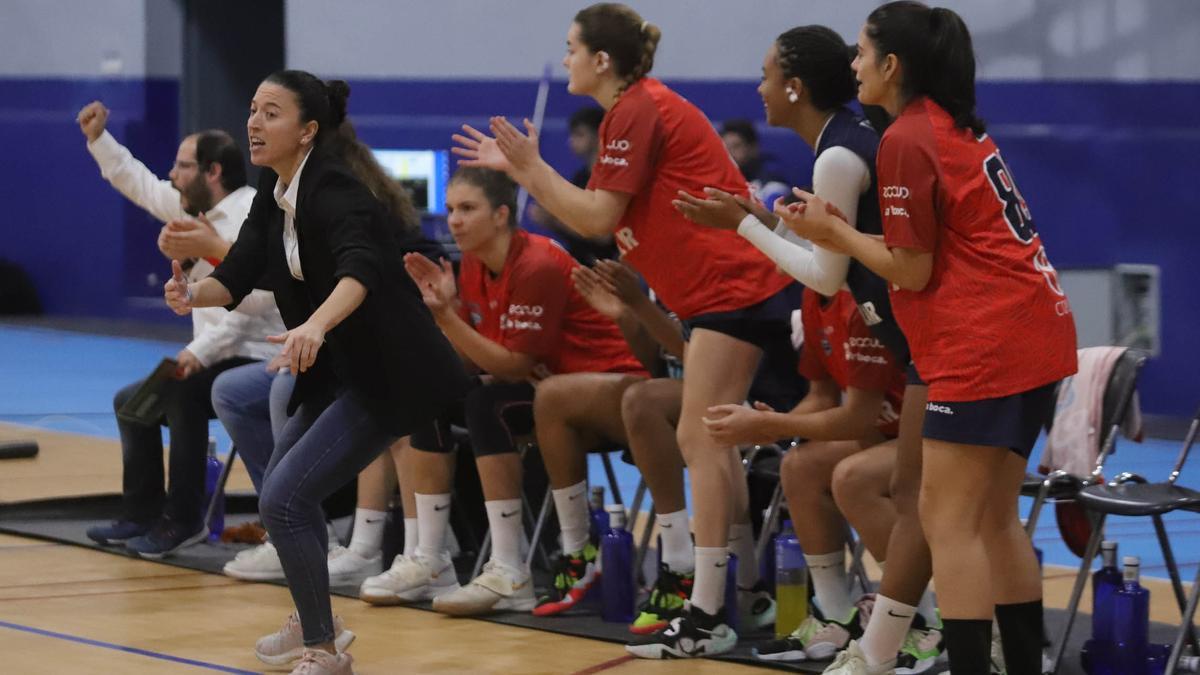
[921,382,1059,459]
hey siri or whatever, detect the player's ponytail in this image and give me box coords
[574,3,659,93]
[865,1,986,135]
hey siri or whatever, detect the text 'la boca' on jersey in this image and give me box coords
[457,229,646,378]
[587,77,792,321]
[878,97,1077,402]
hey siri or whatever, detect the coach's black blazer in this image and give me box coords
[210,149,469,435]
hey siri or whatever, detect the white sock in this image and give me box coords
[484,498,524,571]
[728,522,759,588]
[807,550,853,622]
[416,493,452,561]
[402,517,419,557]
[551,481,590,554]
[691,546,728,617]
[859,593,916,666]
[348,508,386,558]
[916,587,939,627]
[657,510,694,573]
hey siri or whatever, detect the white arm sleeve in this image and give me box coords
[735,146,870,296]
[87,130,187,224]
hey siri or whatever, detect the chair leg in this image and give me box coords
[601,452,624,507]
[629,479,647,526]
[1025,483,1052,537]
[755,481,785,565]
[1052,512,1107,674]
[204,445,238,531]
[471,530,491,579]
[1153,514,1200,654]
[526,486,555,570]
[848,534,870,596]
[1165,562,1200,675]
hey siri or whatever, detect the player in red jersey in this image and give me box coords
[452,3,799,658]
[390,167,645,618]
[779,4,1078,673]
[704,288,909,660]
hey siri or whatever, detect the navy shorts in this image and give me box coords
[921,382,1059,459]
[683,282,800,353]
[906,362,925,386]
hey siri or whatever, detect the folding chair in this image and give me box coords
[524,445,637,570]
[746,440,872,596]
[1022,348,1149,537]
[470,438,555,578]
[1051,405,1200,675]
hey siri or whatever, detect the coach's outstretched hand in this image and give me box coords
[404,253,457,318]
[163,259,192,316]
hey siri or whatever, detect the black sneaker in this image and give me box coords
[625,602,738,659]
[86,519,152,545]
[125,517,206,559]
[630,563,694,634]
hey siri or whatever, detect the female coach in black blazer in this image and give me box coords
[165,70,467,673]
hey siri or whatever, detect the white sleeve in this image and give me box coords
[737,215,849,296]
[87,130,187,224]
[185,311,239,366]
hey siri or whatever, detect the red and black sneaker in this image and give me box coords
[532,542,600,617]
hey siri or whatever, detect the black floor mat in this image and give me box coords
[1,495,1186,673]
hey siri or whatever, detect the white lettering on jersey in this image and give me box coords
[615,227,639,254]
[507,304,545,317]
[886,205,910,218]
[881,185,910,199]
[598,155,628,167]
[606,139,631,152]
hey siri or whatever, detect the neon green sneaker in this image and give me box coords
[629,562,693,634]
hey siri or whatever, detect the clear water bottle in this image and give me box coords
[203,437,224,541]
[774,520,808,638]
[589,486,609,538]
[1112,556,1150,674]
[600,504,635,622]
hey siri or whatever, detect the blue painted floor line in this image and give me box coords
[0,618,259,674]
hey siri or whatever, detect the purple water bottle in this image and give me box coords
[1112,556,1150,675]
[203,437,225,541]
[600,504,635,622]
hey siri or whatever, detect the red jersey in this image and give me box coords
[457,230,646,377]
[879,97,1077,401]
[797,289,906,436]
[587,78,791,319]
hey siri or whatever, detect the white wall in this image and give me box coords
[286,0,1200,81]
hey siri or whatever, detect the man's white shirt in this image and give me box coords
[88,130,285,366]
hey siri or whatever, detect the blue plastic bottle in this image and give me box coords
[600,504,635,622]
[203,437,225,541]
[774,520,807,638]
[1112,556,1150,675]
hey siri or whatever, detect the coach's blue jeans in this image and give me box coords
[210,362,295,493]
[259,391,396,645]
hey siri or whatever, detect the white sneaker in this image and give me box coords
[431,560,535,616]
[823,640,896,675]
[360,552,460,605]
[327,545,381,582]
[255,613,356,667]
[289,648,354,675]
[223,542,286,581]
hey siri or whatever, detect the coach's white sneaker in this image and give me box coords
[360,552,460,605]
[327,545,381,581]
[431,559,535,616]
[223,542,286,581]
[289,648,354,675]
[255,613,356,667]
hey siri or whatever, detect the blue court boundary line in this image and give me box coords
[0,619,259,674]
